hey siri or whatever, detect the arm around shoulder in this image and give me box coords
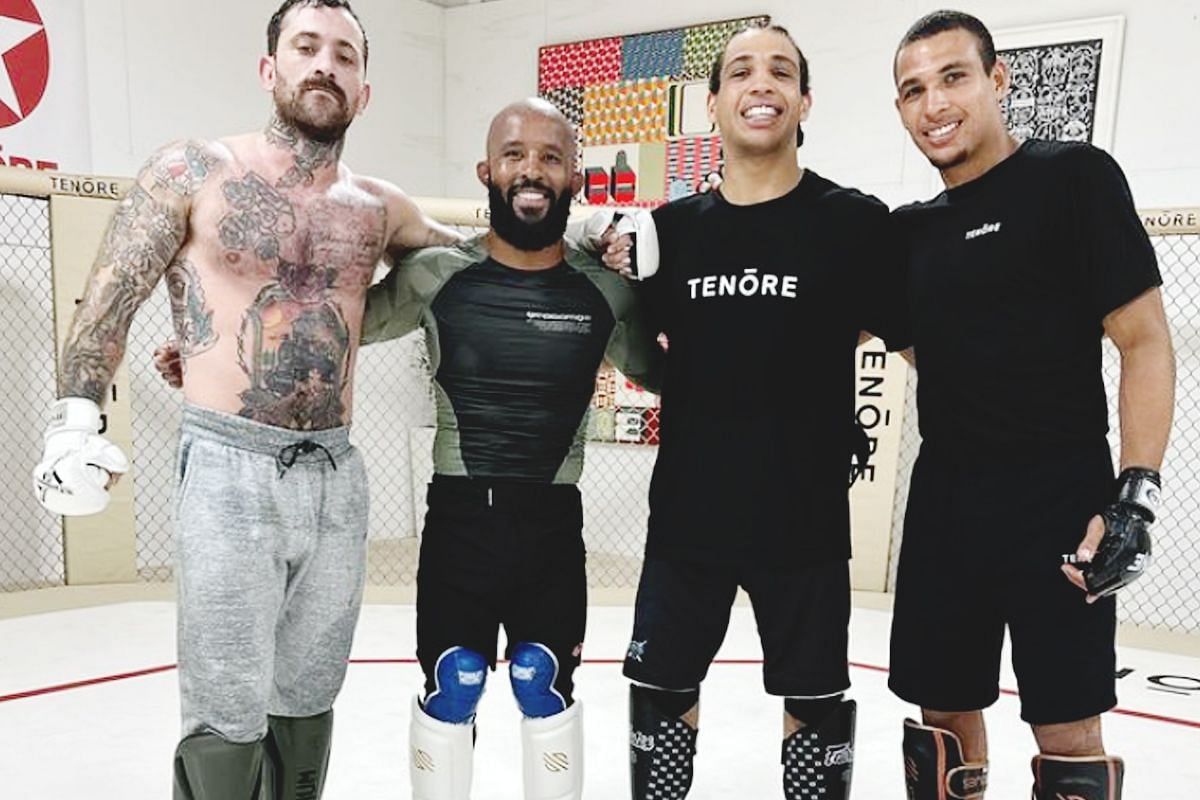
[364,177,465,262]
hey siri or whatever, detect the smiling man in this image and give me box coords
[888,11,1174,800]
[615,23,907,800]
[360,98,661,800]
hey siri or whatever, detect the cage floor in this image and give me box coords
[1,602,1197,798]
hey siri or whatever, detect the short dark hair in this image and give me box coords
[896,10,996,76]
[268,0,369,66]
[708,22,809,96]
[708,22,811,147]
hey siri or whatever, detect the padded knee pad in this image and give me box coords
[410,696,474,800]
[172,733,265,800]
[1032,754,1124,800]
[902,719,988,800]
[521,701,584,800]
[510,642,567,719]
[423,646,488,724]
[781,698,856,800]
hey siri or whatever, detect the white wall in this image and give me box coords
[68,1,1200,216]
[443,0,1200,209]
[81,0,446,195]
[75,1,1200,212]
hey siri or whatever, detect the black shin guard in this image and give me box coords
[1032,754,1124,800]
[173,733,265,800]
[263,710,334,800]
[630,685,699,800]
[781,698,856,800]
[901,719,987,799]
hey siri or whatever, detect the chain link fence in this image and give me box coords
[0,194,63,592]
[5,190,1196,637]
[888,231,1200,635]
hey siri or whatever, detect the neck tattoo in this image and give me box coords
[265,114,344,189]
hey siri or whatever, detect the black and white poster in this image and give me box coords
[994,16,1126,148]
[1000,39,1103,143]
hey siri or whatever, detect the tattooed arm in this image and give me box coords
[358,177,463,263]
[58,141,215,402]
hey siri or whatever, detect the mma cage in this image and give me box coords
[1,165,1197,654]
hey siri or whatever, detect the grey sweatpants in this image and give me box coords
[174,405,368,743]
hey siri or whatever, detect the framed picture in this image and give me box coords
[994,15,1126,149]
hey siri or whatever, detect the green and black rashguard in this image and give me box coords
[361,234,662,483]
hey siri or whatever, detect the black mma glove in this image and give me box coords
[1082,467,1160,597]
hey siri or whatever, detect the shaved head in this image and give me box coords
[478,97,581,252]
[486,98,576,160]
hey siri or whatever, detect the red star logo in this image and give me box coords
[0,0,49,129]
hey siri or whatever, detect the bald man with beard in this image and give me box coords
[361,99,662,800]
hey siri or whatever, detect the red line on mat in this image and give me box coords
[0,664,177,703]
[3,659,1198,731]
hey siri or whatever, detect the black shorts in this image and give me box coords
[889,442,1118,725]
[416,475,587,704]
[622,555,851,697]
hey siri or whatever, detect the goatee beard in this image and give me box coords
[274,85,352,144]
[488,181,574,252]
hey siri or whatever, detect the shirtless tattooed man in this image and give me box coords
[31,2,458,797]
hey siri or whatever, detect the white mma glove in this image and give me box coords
[33,398,130,516]
[614,209,659,280]
[568,208,660,280]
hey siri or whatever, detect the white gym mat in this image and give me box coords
[1,602,1197,798]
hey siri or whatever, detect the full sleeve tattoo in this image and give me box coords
[58,142,213,402]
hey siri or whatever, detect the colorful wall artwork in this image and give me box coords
[538,15,768,213]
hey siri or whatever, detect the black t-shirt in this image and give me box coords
[892,140,1161,455]
[644,170,906,565]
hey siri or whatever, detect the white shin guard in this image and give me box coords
[409,696,474,800]
[521,701,584,800]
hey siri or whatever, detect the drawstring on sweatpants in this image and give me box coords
[276,440,338,478]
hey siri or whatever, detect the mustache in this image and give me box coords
[299,77,346,103]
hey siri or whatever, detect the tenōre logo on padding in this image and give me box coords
[0,0,50,128]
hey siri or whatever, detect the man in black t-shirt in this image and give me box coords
[888,12,1174,800]
[613,24,906,800]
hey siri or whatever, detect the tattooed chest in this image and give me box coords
[189,171,385,428]
[212,171,385,288]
